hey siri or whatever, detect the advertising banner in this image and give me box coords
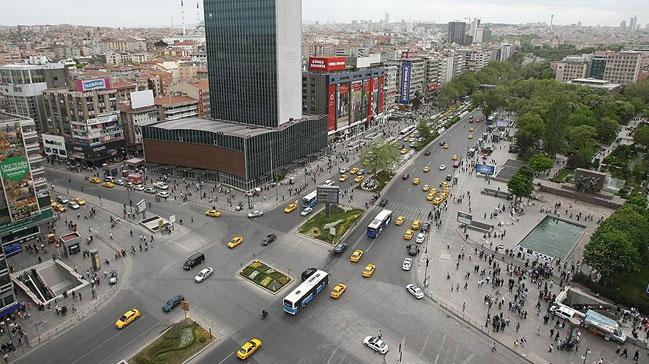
[308,57,347,72]
[371,77,379,118]
[76,78,111,92]
[378,76,385,113]
[361,79,370,122]
[336,83,350,130]
[475,164,496,176]
[327,84,337,131]
[0,122,39,224]
[399,61,412,104]
[457,211,472,225]
[41,134,67,158]
[351,81,363,123]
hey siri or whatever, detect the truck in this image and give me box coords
[583,310,627,344]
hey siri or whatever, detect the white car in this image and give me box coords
[144,187,157,194]
[339,167,349,174]
[247,209,263,218]
[406,284,424,299]
[153,182,168,190]
[194,267,213,283]
[157,191,170,199]
[133,185,145,191]
[415,233,426,244]
[402,258,413,271]
[363,336,389,355]
[300,207,313,216]
[322,180,334,186]
[68,201,80,210]
[439,164,447,170]
[115,179,126,186]
[56,196,69,204]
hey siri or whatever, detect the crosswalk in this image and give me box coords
[387,199,440,221]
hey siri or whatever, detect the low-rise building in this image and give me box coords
[166,80,210,117]
[154,96,198,121]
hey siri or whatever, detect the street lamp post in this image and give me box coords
[581,347,591,364]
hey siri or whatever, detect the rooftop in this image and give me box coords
[154,95,197,106]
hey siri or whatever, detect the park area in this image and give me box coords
[239,260,292,293]
[299,206,364,244]
[131,319,212,364]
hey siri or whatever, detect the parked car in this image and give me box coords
[157,191,170,199]
[406,284,424,299]
[407,244,420,256]
[402,258,413,271]
[332,242,348,256]
[363,336,389,354]
[144,187,156,194]
[133,185,145,191]
[415,233,426,244]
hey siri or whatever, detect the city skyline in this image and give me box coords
[0,0,646,28]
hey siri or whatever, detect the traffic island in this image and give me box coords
[239,260,292,293]
[131,318,213,364]
[299,206,364,244]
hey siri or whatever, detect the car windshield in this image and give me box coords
[120,315,127,321]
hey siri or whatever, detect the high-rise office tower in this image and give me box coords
[620,20,626,30]
[629,16,637,32]
[447,21,466,45]
[204,0,302,127]
[384,13,390,24]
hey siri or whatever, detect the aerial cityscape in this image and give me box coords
[0,0,648,363]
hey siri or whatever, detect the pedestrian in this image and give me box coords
[78,292,82,301]
[616,344,621,354]
[548,344,553,352]
[621,347,628,358]
[491,342,496,352]
[633,350,639,361]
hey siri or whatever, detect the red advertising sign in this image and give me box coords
[308,57,347,72]
[327,84,337,131]
[428,82,441,92]
[378,76,385,113]
[367,78,375,120]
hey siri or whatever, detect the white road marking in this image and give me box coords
[216,351,235,364]
[433,333,447,364]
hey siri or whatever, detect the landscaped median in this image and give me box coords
[131,319,213,364]
[239,260,292,293]
[299,206,364,244]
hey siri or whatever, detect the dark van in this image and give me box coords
[183,253,205,270]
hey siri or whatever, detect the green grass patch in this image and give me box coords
[131,319,213,364]
[550,168,574,183]
[574,271,649,315]
[239,260,292,293]
[299,206,364,244]
[413,131,440,151]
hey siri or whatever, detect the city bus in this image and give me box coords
[399,125,416,135]
[302,190,318,208]
[283,269,329,315]
[367,209,393,238]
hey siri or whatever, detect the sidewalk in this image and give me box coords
[415,135,646,364]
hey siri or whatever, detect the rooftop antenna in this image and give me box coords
[550,14,554,27]
[181,0,186,36]
[196,1,200,25]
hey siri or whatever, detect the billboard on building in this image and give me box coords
[308,57,347,72]
[356,57,371,69]
[361,79,370,121]
[76,78,111,91]
[378,76,385,113]
[0,123,40,224]
[351,81,363,123]
[327,84,337,131]
[399,61,412,104]
[475,164,496,176]
[41,134,67,158]
[130,89,154,109]
[336,83,350,130]
[371,77,379,119]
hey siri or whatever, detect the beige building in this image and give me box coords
[166,80,210,117]
[154,96,198,121]
[555,56,589,82]
[603,51,642,85]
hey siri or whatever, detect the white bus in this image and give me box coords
[302,190,318,208]
[367,209,393,238]
[283,269,330,315]
[399,125,416,135]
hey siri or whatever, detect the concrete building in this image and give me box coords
[166,80,210,117]
[0,63,69,132]
[0,113,53,316]
[42,79,125,165]
[603,51,642,85]
[154,96,199,121]
[392,57,426,106]
[447,22,467,45]
[555,56,589,82]
[383,65,398,111]
[567,78,621,93]
[589,54,607,79]
[458,48,493,72]
[119,90,157,154]
[500,44,513,61]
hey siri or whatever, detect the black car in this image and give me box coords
[379,199,388,207]
[402,174,410,180]
[332,242,348,256]
[407,244,420,256]
[424,150,431,156]
[301,267,317,281]
[162,294,185,312]
[445,174,453,181]
[439,141,445,146]
[261,233,277,246]
[421,223,431,233]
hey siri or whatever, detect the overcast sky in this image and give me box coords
[0,0,647,28]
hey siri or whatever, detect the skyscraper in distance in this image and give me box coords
[447,21,466,45]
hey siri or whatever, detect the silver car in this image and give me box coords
[194,267,213,283]
[406,284,424,299]
[402,258,413,271]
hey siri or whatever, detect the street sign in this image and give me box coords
[457,211,472,225]
[169,215,176,224]
[135,199,147,213]
[317,186,340,204]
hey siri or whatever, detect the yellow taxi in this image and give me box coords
[429,187,437,195]
[422,184,430,192]
[354,175,364,183]
[395,216,405,226]
[412,178,421,185]
[349,167,359,175]
[330,283,347,299]
[451,154,459,161]
[469,127,475,132]
[350,250,364,263]
[115,308,141,329]
[51,203,66,213]
[102,181,114,188]
[423,166,431,173]
[404,229,414,240]
[283,202,298,213]
[89,177,102,184]
[362,264,376,278]
[468,134,474,139]
[443,143,449,149]
[426,192,436,201]
[400,148,408,155]
[206,209,222,217]
[440,181,450,188]
[73,197,86,205]
[411,220,421,230]
[227,236,244,249]
[236,338,262,360]
[439,192,448,200]
[432,197,444,205]
[339,174,348,182]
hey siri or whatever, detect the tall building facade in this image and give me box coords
[603,51,641,85]
[555,56,589,82]
[589,55,607,79]
[447,22,466,45]
[204,0,302,127]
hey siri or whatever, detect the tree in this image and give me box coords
[633,125,649,149]
[515,112,545,159]
[528,153,554,175]
[361,139,400,174]
[507,167,534,201]
[583,229,640,286]
[417,120,432,141]
[567,125,598,167]
[543,98,569,157]
[595,117,619,144]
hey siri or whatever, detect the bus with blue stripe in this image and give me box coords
[283,269,329,315]
[367,209,392,238]
[302,190,318,208]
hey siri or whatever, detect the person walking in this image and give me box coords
[633,349,639,361]
[620,347,628,358]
